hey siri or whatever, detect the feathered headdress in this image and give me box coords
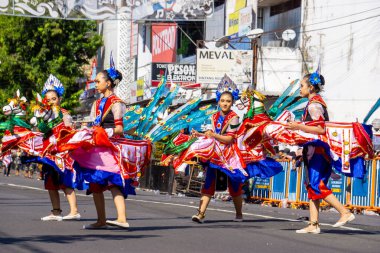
[106,51,121,83]
[216,74,240,102]
[41,74,65,97]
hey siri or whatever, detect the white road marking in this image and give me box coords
[2,182,363,231]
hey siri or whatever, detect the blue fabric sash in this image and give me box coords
[93,97,108,126]
[215,114,225,134]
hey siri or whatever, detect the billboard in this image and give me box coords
[196,49,253,89]
[227,5,253,37]
[152,23,177,63]
[151,63,199,88]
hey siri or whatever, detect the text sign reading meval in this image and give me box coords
[196,49,253,89]
[0,0,214,21]
[152,63,197,87]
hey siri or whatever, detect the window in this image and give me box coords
[214,0,225,8]
[270,0,301,16]
[177,21,204,58]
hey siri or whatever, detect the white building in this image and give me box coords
[97,0,379,123]
[256,0,380,122]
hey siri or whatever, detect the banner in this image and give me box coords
[238,6,253,37]
[151,63,199,88]
[152,23,177,63]
[137,79,144,101]
[196,49,253,88]
[227,11,240,36]
[0,1,215,21]
[227,5,253,37]
[235,0,247,11]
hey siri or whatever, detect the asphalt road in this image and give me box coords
[0,175,379,253]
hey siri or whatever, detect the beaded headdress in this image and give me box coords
[41,74,64,97]
[216,74,240,102]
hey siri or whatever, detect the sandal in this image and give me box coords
[191,210,205,223]
[106,220,130,229]
[296,221,321,234]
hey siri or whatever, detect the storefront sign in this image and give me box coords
[227,5,253,37]
[196,49,253,88]
[152,63,198,88]
[152,23,177,63]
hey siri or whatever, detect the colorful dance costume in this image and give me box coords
[174,75,248,196]
[67,94,151,198]
[42,108,85,191]
[236,90,283,179]
[23,75,87,191]
[200,110,245,197]
[301,94,333,200]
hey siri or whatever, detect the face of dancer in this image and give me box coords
[45,91,61,106]
[95,72,111,94]
[219,93,233,114]
[299,78,313,98]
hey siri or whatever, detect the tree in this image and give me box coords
[0,17,102,113]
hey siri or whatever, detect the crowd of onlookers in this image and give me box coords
[1,149,42,180]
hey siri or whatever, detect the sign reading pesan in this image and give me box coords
[152,63,198,88]
[196,49,253,89]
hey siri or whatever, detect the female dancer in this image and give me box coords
[79,67,130,229]
[39,76,81,221]
[286,72,355,234]
[191,90,244,223]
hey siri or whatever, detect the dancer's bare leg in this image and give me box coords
[324,194,352,222]
[48,189,61,215]
[91,192,106,227]
[232,195,243,219]
[110,187,127,223]
[64,187,79,216]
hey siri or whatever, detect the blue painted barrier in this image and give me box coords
[252,177,271,199]
[299,163,309,203]
[287,163,298,202]
[328,173,347,205]
[374,160,380,208]
[350,160,372,207]
[270,161,287,201]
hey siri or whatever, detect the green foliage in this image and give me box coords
[61,89,83,111]
[0,17,102,112]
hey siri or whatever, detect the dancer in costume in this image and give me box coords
[189,77,246,223]
[75,65,130,229]
[286,72,355,234]
[36,75,82,221]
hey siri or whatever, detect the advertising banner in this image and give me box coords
[152,23,177,63]
[196,49,253,88]
[227,5,253,37]
[235,0,247,11]
[227,11,240,36]
[238,6,253,37]
[137,79,144,101]
[151,63,199,88]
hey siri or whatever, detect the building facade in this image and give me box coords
[95,0,379,122]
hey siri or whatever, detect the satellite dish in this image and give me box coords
[282,29,296,41]
[214,35,230,47]
[246,28,264,39]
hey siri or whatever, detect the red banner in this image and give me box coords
[152,23,177,63]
